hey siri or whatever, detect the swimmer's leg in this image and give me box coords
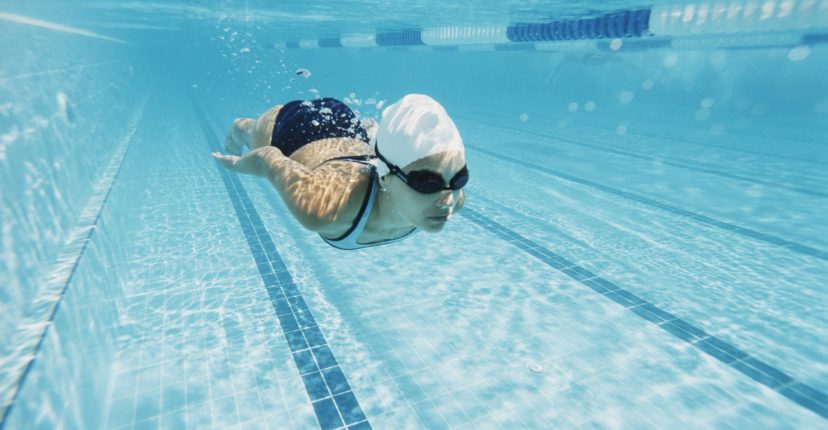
[248,105,283,151]
[224,118,254,155]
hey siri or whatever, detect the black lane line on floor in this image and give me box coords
[460,208,827,419]
[457,115,828,198]
[192,96,370,430]
[464,143,828,262]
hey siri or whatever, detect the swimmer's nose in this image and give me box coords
[436,189,457,209]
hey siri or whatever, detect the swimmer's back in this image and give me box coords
[249,103,375,166]
[248,104,378,237]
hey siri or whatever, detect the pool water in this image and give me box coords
[1,1,827,429]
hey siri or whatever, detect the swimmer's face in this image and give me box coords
[384,150,467,233]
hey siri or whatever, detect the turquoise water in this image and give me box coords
[1,1,827,429]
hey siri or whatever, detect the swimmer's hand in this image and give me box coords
[211,147,288,177]
[211,152,240,171]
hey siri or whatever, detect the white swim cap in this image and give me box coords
[372,94,464,177]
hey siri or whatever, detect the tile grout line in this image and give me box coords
[190,94,371,430]
[460,207,827,419]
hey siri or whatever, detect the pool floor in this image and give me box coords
[15,85,825,429]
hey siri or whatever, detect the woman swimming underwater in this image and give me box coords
[211,94,468,250]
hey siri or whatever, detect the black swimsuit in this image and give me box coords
[270,98,418,249]
[270,97,369,156]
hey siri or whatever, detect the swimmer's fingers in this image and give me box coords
[211,152,240,171]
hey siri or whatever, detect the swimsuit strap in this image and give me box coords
[316,155,418,250]
[318,154,376,163]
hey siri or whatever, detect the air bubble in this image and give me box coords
[788,45,810,61]
[609,39,623,51]
[56,92,74,123]
[584,101,596,112]
[519,113,529,122]
[619,91,634,104]
[700,98,715,109]
[568,102,579,112]
[295,68,311,77]
[641,79,654,90]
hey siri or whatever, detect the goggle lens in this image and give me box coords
[407,167,469,193]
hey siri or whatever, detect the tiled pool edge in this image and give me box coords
[460,208,827,420]
[190,95,371,430]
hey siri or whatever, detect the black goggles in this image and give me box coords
[376,145,469,194]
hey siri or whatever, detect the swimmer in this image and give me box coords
[211,94,468,250]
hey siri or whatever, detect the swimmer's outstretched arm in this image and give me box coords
[211,146,297,178]
[211,147,343,232]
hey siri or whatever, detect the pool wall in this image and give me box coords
[0,22,145,426]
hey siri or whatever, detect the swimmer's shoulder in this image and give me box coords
[269,136,376,233]
[306,157,375,237]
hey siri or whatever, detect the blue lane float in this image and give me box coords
[506,9,652,42]
[273,1,828,51]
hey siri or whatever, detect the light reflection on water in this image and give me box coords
[2,0,827,428]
